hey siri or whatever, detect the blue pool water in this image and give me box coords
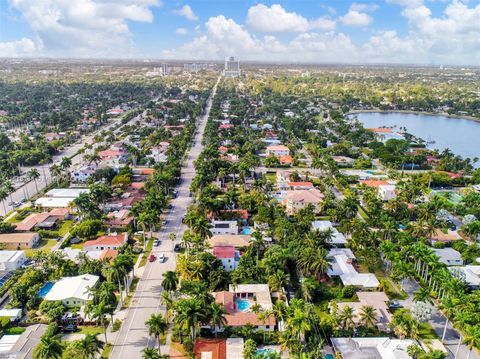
[255,349,276,358]
[38,282,54,298]
[325,355,334,359]
[241,227,253,235]
[235,299,251,312]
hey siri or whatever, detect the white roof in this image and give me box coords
[0,335,21,353]
[45,274,99,302]
[328,255,379,288]
[0,309,22,319]
[328,248,355,260]
[434,248,463,264]
[226,338,244,359]
[45,188,89,198]
[332,337,414,359]
[449,266,480,287]
[57,248,104,262]
[35,197,75,208]
[311,221,347,244]
[0,250,24,263]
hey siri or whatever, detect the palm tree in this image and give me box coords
[71,334,104,359]
[339,305,355,331]
[50,164,62,186]
[0,188,8,215]
[463,325,480,359]
[60,157,72,179]
[161,271,178,293]
[286,307,311,343]
[86,302,109,343]
[191,217,212,240]
[440,297,457,343]
[28,168,41,195]
[102,262,126,306]
[359,305,378,329]
[145,313,168,354]
[174,298,208,342]
[4,180,14,204]
[33,335,63,359]
[209,302,227,337]
[142,347,161,359]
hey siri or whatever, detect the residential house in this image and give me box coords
[378,184,397,201]
[44,274,99,307]
[449,266,480,289]
[265,145,290,157]
[105,210,133,229]
[0,233,40,250]
[71,166,96,183]
[331,337,415,359]
[194,339,226,359]
[312,221,347,246]
[430,229,462,244]
[212,246,240,272]
[0,251,26,271]
[282,188,324,215]
[35,188,89,209]
[211,220,239,235]
[288,182,314,190]
[213,284,276,331]
[83,233,128,251]
[336,292,392,331]
[327,253,379,289]
[0,323,47,358]
[434,248,463,266]
[208,235,251,248]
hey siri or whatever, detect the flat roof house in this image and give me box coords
[211,220,239,235]
[266,145,290,157]
[0,233,40,250]
[44,274,99,307]
[208,234,251,248]
[0,251,26,271]
[331,337,415,359]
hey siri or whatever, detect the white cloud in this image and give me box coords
[340,9,373,26]
[173,5,198,21]
[176,27,188,35]
[7,0,160,57]
[247,4,309,33]
[350,3,380,12]
[309,17,337,31]
[0,37,39,57]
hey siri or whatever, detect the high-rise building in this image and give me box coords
[224,56,241,78]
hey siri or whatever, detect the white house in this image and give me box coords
[71,167,96,183]
[434,248,463,266]
[449,266,480,289]
[0,251,26,271]
[327,254,379,289]
[312,221,347,246]
[265,145,290,157]
[211,220,239,235]
[44,274,99,307]
[212,246,240,271]
[331,337,415,359]
[378,184,397,201]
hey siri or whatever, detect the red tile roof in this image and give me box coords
[99,249,118,262]
[15,212,51,231]
[194,339,226,359]
[368,127,393,133]
[214,291,235,313]
[84,233,127,248]
[213,246,235,259]
[279,155,293,164]
[360,180,389,187]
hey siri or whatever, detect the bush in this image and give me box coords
[71,219,103,240]
[342,285,357,299]
[4,327,25,335]
[112,319,122,332]
[0,316,10,330]
[432,241,445,249]
[39,301,66,322]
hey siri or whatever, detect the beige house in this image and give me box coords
[0,232,40,250]
[282,188,324,215]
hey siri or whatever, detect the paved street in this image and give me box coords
[400,279,479,359]
[110,78,219,358]
[0,112,143,216]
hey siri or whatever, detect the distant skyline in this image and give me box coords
[1,0,479,65]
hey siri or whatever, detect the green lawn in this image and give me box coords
[100,343,112,359]
[265,172,277,184]
[58,220,74,236]
[418,322,439,340]
[78,326,104,336]
[24,239,58,257]
[139,238,154,267]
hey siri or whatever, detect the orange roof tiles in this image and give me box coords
[360,180,389,187]
[194,339,226,359]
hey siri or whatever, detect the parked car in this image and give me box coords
[162,220,167,226]
[61,324,78,333]
[388,300,403,310]
[158,253,166,263]
[174,244,182,252]
[148,254,156,262]
[153,239,160,247]
[168,204,173,210]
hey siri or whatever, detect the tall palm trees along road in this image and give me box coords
[111,77,220,358]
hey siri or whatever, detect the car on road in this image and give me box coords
[174,244,182,252]
[153,239,160,247]
[168,204,173,210]
[158,253,166,263]
[388,300,403,311]
[148,254,156,262]
[162,220,167,225]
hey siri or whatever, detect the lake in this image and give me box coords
[349,112,480,162]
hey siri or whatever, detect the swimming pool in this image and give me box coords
[241,227,253,235]
[235,299,251,312]
[38,282,54,298]
[324,354,334,359]
[255,348,276,358]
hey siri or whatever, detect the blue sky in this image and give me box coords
[1,0,479,65]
